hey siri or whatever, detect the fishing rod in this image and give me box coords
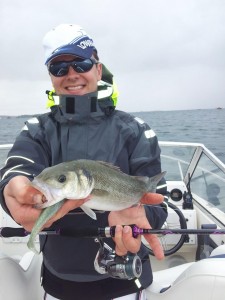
[1,225,224,280]
[1,224,225,239]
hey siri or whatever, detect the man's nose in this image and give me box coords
[67,66,80,77]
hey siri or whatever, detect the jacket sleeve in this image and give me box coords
[0,123,50,214]
[128,117,168,228]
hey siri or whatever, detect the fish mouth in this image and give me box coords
[41,194,48,204]
[30,179,56,208]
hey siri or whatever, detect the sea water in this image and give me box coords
[0,108,224,164]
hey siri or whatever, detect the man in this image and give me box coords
[0,24,167,300]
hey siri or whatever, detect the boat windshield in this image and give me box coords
[159,141,225,213]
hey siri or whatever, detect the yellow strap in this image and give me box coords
[111,81,119,106]
[46,90,56,108]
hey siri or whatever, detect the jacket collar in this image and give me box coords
[51,91,115,123]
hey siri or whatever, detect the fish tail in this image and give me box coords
[140,171,166,205]
[147,171,166,192]
[27,201,65,254]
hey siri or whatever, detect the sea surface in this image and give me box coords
[0,108,224,164]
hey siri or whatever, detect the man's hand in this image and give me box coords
[4,176,42,231]
[108,193,164,260]
[4,176,89,231]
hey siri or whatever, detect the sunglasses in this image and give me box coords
[48,58,98,77]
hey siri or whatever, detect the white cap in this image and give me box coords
[43,24,96,64]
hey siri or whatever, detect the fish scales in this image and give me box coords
[27,159,165,253]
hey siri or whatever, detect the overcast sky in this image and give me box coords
[1,0,225,115]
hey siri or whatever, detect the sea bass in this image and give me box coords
[27,159,165,253]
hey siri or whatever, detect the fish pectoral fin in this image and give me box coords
[80,205,97,220]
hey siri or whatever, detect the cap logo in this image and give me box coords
[76,39,94,49]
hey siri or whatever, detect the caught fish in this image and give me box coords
[27,159,165,253]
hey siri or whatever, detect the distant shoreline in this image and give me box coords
[0,115,39,119]
[0,107,223,118]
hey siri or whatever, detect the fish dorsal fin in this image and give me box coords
[80,205,97,220]
[97,161,123,173]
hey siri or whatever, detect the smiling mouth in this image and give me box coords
[66,85,84,91]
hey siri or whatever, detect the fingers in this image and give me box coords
[113,225,164,261]
[24,185,45,205]
[4,193,42,231]
[4,176,43,206]
[109,205,165,260]
[144,233,164,260]
[113,225,141,256]
[140,193,164,205]
[113,225,125,256]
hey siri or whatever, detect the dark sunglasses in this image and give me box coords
[48,58,97,77]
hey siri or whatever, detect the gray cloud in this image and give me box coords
[1,0,225,115]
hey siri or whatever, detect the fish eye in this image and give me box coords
[58,174,66,183]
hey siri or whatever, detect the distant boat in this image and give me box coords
[217,107,222,109]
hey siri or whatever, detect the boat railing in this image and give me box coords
[0,144,13,149]
[1,142,225,213]
[1,142,225,180]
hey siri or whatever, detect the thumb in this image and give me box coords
[5,176,44,206]
[140,193,164,205]
[23,185,44,205]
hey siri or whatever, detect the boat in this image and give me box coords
[0,141,225,300]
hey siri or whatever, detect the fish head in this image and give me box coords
[31,164,94,208]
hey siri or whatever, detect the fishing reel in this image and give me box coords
[94,238,142,280]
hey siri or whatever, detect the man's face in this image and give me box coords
[49,55,102,95]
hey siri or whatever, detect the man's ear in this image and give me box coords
[97,63,102,80]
